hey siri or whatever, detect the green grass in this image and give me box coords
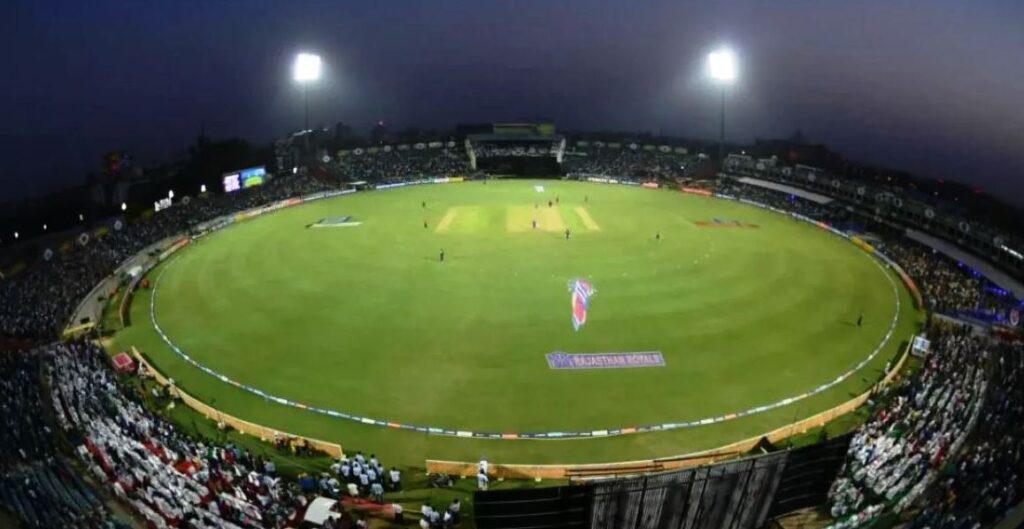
[113,180,921,467]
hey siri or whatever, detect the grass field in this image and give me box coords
[113,180,921,467]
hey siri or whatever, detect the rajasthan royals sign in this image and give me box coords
[547,352,666,370]
[568,278,596,331]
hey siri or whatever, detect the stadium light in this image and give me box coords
[121,202,127,211]
[293,53,322,83]
[707,48,737,83]
[200,184,207,194]
[293,52,322,134]
[14,232,19,239]
[42,224,47,231]
[706,47,738,161]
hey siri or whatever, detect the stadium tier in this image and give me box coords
[0,141,1022,529]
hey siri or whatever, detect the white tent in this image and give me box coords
[303,497,342,526]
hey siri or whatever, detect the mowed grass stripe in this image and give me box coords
[575,207,601,231]
[434,207,457,232]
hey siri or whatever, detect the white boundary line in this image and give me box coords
[144,190,906,440]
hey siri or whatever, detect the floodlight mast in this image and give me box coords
[707,48,737,162]
[293,53,322,133]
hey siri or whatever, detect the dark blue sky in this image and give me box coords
[2,0,1023,204]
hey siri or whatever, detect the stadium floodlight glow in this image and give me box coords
[42,224,47,231]
[707,48,737,84]
[293,53,322,83]
[706,46,738,162]
[200,184,207,193]
[14,232,19,239]
[293,52,322,135]
[121,202,127,211]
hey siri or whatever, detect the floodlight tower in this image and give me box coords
[293,52,322,133]
[707,47,737,161]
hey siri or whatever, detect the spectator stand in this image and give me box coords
[130,347,343,460]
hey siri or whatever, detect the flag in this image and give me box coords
[568,279,596,331]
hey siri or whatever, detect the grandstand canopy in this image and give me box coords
[907,229,1024,300]
[736,177,834,205]
[468,132,565,143]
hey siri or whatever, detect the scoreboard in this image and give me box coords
[223,166,266,193]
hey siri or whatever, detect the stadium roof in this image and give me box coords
[468,133,564,143]
[735,177,834,205]
[907,229,1024,300]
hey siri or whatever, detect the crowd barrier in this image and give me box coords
[426,343,911,481]
[130,347,344,459]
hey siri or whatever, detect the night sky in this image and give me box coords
[2,1,1023,205]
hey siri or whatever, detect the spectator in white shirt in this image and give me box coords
[389,467,401,491]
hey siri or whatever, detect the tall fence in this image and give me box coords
[766,434,853,517]
[588,453,788,529]
[130,347,344,459]
[474,452,789,529]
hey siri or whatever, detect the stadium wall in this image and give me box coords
[426,342,911,480]
[130,347,344,459]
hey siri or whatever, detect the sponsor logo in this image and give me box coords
[568,278,596,331]
[546,351,666,370]
[680,186,712,196]
[309,216,362,228]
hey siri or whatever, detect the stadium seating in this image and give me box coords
[827,325,987,524]
[336,147,470,183]
[0,346,125,528]
[1,148,1022,529]
[563,144,700,180]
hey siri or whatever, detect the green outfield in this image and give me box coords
[113,180,921,467]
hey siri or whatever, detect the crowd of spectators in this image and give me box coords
[0,339,433,528]
[828,325,988,526]
[0,173,333,340]
[336,148,470,182]
[875,239,1020,320]
[0,347,127,528]
[49,341,310,528]
[563,146,697,180]
[471,142,560,158]
[877,241,982,313]
[714,180,848,225]
[906,338,1024,529]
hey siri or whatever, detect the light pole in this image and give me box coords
[293,52,322,133]
[707,47,737,162]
